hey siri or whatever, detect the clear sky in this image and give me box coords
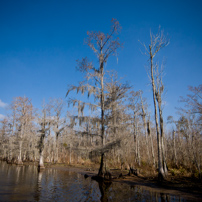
[0,0,202,122]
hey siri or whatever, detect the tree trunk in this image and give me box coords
[69,143,72,165]
[147,121,155,167]
[173,130,177,167]
[149,48,165,180]
[38,133,45,171]
[136,122,141,166]
[17,139,23,165]
[98,55,105,177]
[39,150,45,170]
[140,97,151,164]
[158,99,168,175]
[98,153,104,176]
[55,135,59,163]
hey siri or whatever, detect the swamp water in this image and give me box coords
[0,161,195,201]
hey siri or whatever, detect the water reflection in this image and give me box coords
[95,179,112,202]
[96,180,189,202]
[34,170,44,201]
[0,161,192,201]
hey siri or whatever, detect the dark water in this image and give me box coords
[0,161,193,201]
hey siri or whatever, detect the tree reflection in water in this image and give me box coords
[34,169,44,201]
[92,176,189,202]
[0,161,194,201]
[94,178,112,202]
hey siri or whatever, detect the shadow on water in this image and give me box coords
[0,161,198,201]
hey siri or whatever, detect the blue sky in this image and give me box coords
[0,0,201,122]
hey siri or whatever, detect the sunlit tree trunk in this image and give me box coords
[140,95,150,164]
[147,120,155,167]
[38,105,49,171]
[17,126,23,165]
[157,96,168,175]
[150,49,165,179]
[98,52,105,176]
[136,122,141,166]
[38,131,45,170]
[69,143,72,164]
[172,130,177,167]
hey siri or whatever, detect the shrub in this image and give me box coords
[179,167,186,175]
[170,169,177,176]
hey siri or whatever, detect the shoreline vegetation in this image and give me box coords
[2,159,201,201]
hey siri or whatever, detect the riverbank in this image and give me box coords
[45,162,202,201]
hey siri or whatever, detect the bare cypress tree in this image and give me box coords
[139,92,153,165]
[67,19,121,177]
[177,85,202,179]
[37,102,51,171]
[0,118,9,160]
[141,28,169,180]
[172,130,177,167]
[167,116,178,167]
[7,102,17,163]
[128,91,141,166]
[12,97,34,165]
[50,98,65,163]
[147,118,156,167]
[180,85,202,125]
